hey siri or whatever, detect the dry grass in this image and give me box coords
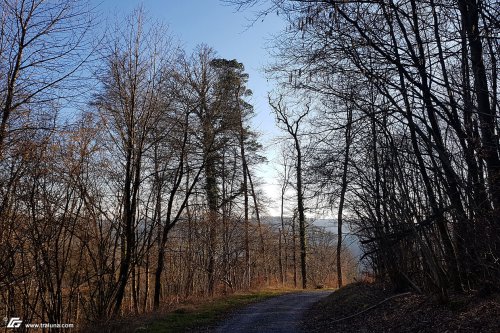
[80,288,294,333]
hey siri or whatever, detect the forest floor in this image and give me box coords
[302,282,500,333]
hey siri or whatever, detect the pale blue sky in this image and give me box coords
[91,0,286,214]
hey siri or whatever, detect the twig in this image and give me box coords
[330,292,412,324]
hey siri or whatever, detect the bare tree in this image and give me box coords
[269,94,310,289]
[94,9,174,315]
[229,0,500,293]
[0,0,92,156]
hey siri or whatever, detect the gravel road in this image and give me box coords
[215,290,332,333]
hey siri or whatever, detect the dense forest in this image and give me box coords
[1,0,499,331]
[0,1,357,330]
[234,0,500,299]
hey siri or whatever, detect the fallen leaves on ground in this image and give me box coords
[302,282,500,333]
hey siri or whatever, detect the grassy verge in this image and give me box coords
[145,289,291,333]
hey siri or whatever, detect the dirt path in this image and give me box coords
[214,290,332,333]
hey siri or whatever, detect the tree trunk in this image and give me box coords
[295,137,307,289]
[337,108,352,289]
[458,0,500,210]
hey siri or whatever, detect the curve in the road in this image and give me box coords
[215,290,332,333]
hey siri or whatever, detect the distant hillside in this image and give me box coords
[262,216,363,262]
